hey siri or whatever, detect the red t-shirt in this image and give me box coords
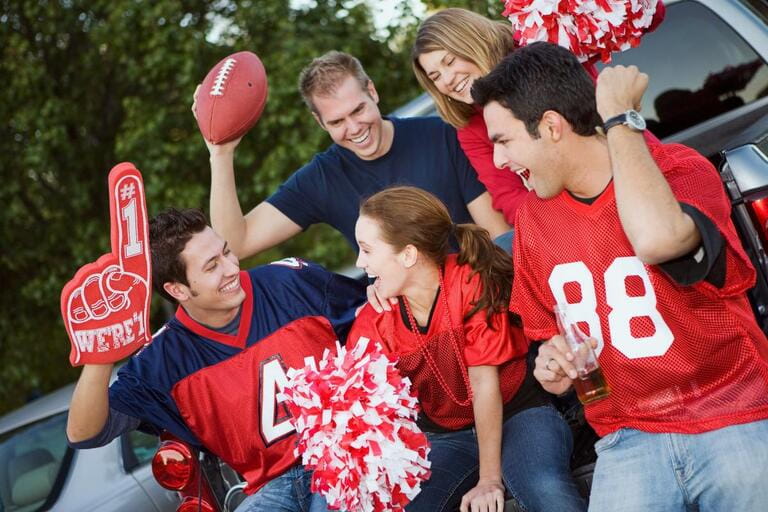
[349,255,529,430]
[510,142,768,436]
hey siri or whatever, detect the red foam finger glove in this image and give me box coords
[60,163,152,366]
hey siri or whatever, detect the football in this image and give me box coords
[196,51,268,144]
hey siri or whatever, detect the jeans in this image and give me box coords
[493,229,515,255]
[407,405,586,512]
[589,419,768,512]
[235,465,330,512]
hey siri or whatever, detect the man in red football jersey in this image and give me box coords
[472,42,768,511]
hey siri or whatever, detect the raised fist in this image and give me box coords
[61,163,152,366]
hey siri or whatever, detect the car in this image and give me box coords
[0,375,180,512]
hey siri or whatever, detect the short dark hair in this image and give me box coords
[149,208,209,303]
[471,42,603,138]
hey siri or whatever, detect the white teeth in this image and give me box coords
[221,278,239,293]
[454,77,468,93]
[367,273,378,278]
[350,129,370,144]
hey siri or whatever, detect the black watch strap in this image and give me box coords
[603,113,628,133]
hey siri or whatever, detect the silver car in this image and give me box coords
[0,379,179,512]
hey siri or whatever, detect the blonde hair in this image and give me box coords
[360,186,515,324]
[298,51,371,115]
[412,8,516,128]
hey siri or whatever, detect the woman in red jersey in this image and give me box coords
[349,186,585,512]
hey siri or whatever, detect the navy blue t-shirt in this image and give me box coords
[267,116,487,249]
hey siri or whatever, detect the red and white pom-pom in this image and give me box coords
[280,338,431,512]
[502,0,658,62]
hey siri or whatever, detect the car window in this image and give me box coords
[122,430,159,470]
[597,0,768,138]
[0,412,71,512]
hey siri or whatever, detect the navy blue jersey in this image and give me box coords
[108,259,365,493]
[267,116,486,249]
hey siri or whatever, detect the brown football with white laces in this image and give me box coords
[196,51,268,144]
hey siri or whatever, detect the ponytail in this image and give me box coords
[454,224,519,326]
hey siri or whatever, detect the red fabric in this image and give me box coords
[510,142,768,436]
[175,271,254,349]
[349,255,528,429]
[457,115,529,225]
[171,316,338,494]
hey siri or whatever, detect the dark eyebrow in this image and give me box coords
[203,241,228,268]
[327,102,365,125]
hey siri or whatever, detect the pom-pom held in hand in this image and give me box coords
[196,51,268,143]
[502,0,658,62]
[280,338,431,511]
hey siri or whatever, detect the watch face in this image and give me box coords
[626,110,646,131]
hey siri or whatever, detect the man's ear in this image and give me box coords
[311,111,326,130]
[164,282,190,303]
[540,110,564,142]
[366,79,380,104]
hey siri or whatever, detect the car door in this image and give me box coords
[121,430,180,512]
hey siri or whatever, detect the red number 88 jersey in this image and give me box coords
[511,143,768,436]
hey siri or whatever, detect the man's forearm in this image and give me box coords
[209,151,249,257]
[467,192,512,239]
[66,364,113,442]
[610,127,700,264]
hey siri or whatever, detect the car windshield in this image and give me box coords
[0,412,71,512]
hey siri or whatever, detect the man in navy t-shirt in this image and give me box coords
[198,51,510,259]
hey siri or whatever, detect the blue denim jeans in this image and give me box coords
[589,419,768,512]
[407,405,586,512]
[493,229,515,255]
[235,465,330,512]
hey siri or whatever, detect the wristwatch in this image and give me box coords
[602,110,646,133]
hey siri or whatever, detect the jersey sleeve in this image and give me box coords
[658,203,724,286]
[108,363,202,447]
[67,407,141,449]
[265,158,326,229]
[257,260,366,344]
[323,271,367,343]
[458,266,527,365]
[509,204,559,341]
[444,122,487,205]
[457,116,529,225]
[653,143,755,298]
[346,305,384,352]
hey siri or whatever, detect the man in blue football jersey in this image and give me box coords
[66,208,365,511]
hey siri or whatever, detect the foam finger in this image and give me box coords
[108,163,151,283]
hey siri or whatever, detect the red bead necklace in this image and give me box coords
[402,270,473,407]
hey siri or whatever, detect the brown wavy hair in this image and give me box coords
[412,8,516,128]
[360,186,518,326]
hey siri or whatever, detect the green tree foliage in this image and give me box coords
[0,0,422,414]
[423,0,503,18]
